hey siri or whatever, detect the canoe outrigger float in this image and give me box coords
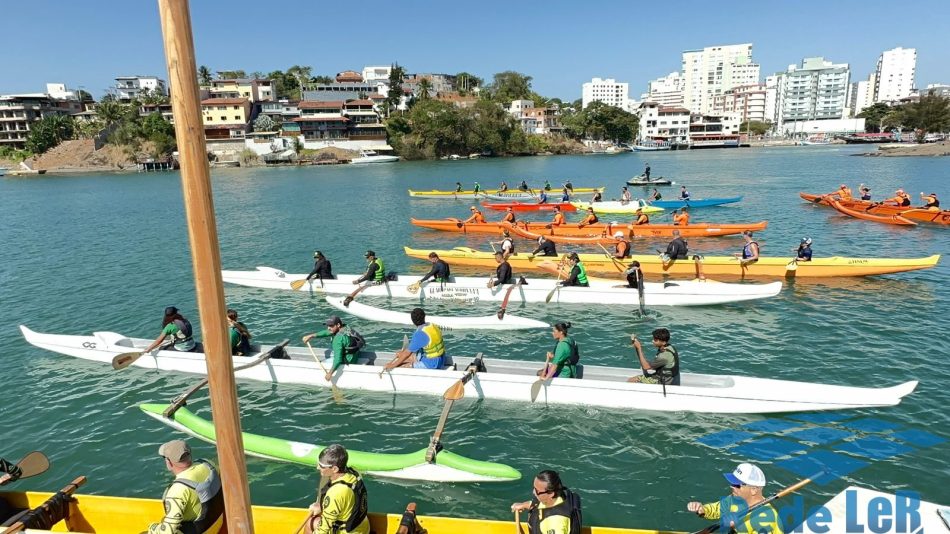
[410,218,768,238]
[0,487,673,533]
[324,295,550,330]
[404,247,941,278]
[20,326,917,413]
[139,404,520,483]
[408,186,604,199]
[222,267,783,306]
[829,200,917,226]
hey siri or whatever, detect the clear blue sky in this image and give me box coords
[1,0,947,100]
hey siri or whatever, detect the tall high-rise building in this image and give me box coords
[642,72,685,107]
[582,78,630,111]
[774,57,853,134]
[873,47,916,103]
[850,73,877,116]
[681,43,760,113]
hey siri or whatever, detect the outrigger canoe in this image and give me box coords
[571,200,666,214]
[410,218,768,238]
[409,186,604,199]
[222,266,783,306]
[21,326,917,413]
[140,404,519,483]
[480,201,577,212]
[648,197,743,209]
[0,488,669,533]
[829,200,917,226]
[404,247,941,278]
[800,192,950,225]
[324,296,549,330]
[502,222,766,247]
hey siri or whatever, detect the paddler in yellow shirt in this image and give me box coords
[147,439,223,534]
[511,470,581,534]
[686,463,783,534]
[304,444,370,534]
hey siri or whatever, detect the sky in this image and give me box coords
[1,0,948,100]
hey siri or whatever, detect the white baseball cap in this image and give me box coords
[614,231,625,238]
[723,463,766,487]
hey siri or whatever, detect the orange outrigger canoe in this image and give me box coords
[410,218,768,238]
[829,200,917,226]
[800,192,950,225]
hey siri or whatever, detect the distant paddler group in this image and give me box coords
[802,186,949,226]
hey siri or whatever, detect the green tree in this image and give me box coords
[417,78,432,100]
[557,101,638,143]
[217,70,247,79]
[454,72,483,95]
[312,75,333,85]
[198,65,213,85]
[253,114,277,132]
[740,120,772,136]
[489,71,533,103]
[900,93,950,141]
[385,63,408,115]
[25,115,75,154]
[857,103,893,133]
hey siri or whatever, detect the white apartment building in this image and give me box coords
[582,78,629,111]
[711,84,767,123]
[874,47,916,103]
[682,43,759,113]
[850,73,877,116]
[764,75,779,126]
[642,72,685,107]
[774,57,851,134]
[362,65,392,85]
[113,76,168,101]
[637,102,691,143]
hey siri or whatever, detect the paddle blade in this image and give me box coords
[496,309,506,320]
[111,351,143,370]
[330,384,345,403]
[15,451,50,479]
[529,378,544,402]
[290,279,307,291]
[786,260,799,271]
[443,380,466,401]
[545,286,558,303]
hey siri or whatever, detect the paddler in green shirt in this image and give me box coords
[539,322,580,379]
[686,463,783,534]
[627,328,680,385]
[303,316,357,382]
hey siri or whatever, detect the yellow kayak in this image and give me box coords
[1,487,674,534]
[404,247,940,278]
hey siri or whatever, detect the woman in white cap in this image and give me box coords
[686,462,783,534]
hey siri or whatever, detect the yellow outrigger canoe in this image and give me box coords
[1,488,675,533]
[404,247,941,278]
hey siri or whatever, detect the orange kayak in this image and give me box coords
[505,222,619,245]
[410,218,769,238]
[800,192,950,225]
[829,200,916,226]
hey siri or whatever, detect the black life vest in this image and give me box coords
[318,468,368,533]
[231,322,252,355]
[173,318,194,342]
[643,345,680,385]
[527,488,582,534]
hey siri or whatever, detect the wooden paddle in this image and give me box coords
[497,278,524,319]
[544,262,566,303]
[294,474,329,534]
[164,340,290,418]
[307,340,344,402]
[343,281,372,307]
[111,342,172,370]
[379,334,410,378]
[689,472,819,534]
[4,476,86,533]
[530,363,549,402]
[2,451,50,483]
[597,243,626,274]
[396,503,421,534]
[425,359,481,463]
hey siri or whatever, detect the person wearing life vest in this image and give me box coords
[858,184,872,201]
[352,250,385,286]
[627,328,680,385]
[304,315,359,382]
[794,238,813,262]
[577,207,598,228]
[643,163,651,181]
[591,190,603,203]
[560,253,589,287]
[305,444,370,534]
[544,180,552,191]
[502,207,517,224]
[489,251,514,288]
[519,180,529,191]
[499,181,509,192]
[735,231,759,266]
[473,181,481,194]
[144,306,199,353]
[383,308,446,370]
[226,309,252,356]
[147,440,223,534]
[834,184,853,200]
[537,190,549,204]
[464,206,486,223]
[680,185,691,200]
[672,208,690,226]
[920,192,940,210]
[613,232,631,259]
[530,236,558,257]
[563,180,574,193]
[885,189,911,207]
[624,261,643,288]
[560,188,571,202]
[419,252,451,284]
[307,251,334,282]
[620,187,632,205]
[454,182,463,193]
[495,229,515,258]
[647,188,662,202]
[511,470,582,534]
[539,322,580,379]
[664,230,689,261]
[551,206,566,227]
[632,208,650,225]
[686,463,783,534]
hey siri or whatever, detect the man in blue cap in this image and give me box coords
[686,462,783,533]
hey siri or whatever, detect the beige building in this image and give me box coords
[0,92,82,149]
[200,97,251,139]
[208,79,274,103]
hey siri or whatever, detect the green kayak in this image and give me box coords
[140,404,520,483]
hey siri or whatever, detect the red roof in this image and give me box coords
[292,117,349,122]
[345,99,374,106]
[298,100,344,109]
[201,98,248,106]
[659,106,690,113]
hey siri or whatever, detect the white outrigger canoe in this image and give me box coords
[222,267,784,306]
[21,326,918,414]
[324,296,548,330]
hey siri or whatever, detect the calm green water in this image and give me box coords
[1,146,948,530]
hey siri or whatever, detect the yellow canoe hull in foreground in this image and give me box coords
[1,490,675,534]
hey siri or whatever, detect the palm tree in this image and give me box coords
[417,78,432,100]
[198,65,212,86]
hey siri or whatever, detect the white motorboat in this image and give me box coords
[221,267,784,306]
[349,150,399,164]
[324,296,549,330]
[20,326,918,414]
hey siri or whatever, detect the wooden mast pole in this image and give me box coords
[156,1,254,532]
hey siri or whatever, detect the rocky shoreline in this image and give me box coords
[858,141,950,157]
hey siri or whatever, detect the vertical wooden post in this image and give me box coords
[156,1,254,532]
